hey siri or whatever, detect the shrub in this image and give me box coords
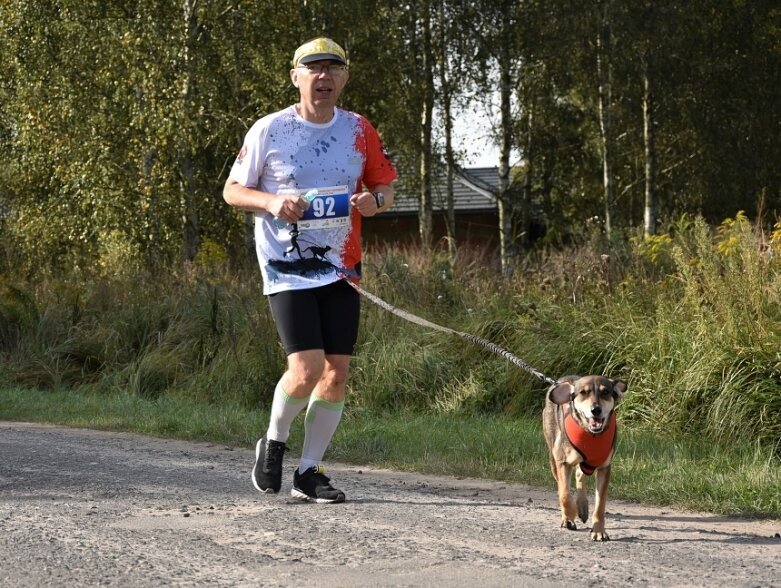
[0,215,778,448]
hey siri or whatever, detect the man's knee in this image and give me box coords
[321,355,351,390]
[285,351,325,392]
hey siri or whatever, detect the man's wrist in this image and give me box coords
[372,191,385,209]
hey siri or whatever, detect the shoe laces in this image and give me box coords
[264,441,287,468]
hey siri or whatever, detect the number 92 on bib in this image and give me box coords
[298,185,350,231]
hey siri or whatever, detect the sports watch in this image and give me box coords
[373,191,385,209]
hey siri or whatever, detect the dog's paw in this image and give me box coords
[590,529,610,542]
[561,519,578,531]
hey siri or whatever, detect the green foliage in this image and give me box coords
[632,233,674,267]
[616,216,781,446]
[0,1,779,516]
[0,281,39,352]
[194,239,229,271]
[1,1,779,278]
[0,267,285,407]
[0,213,779,450]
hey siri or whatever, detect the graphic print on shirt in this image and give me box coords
[267,186,349,282]
[269,223,337,280]
[228,106,396,295]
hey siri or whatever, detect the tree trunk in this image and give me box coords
[498,59,515,277]
[231,8,255,261]
[437,1,456,263]
[141,147,163,268]
[597,0,615,238]
[519,105,534,250]
[642,55,657,237]
[180,153,200,262]
[418,0,434,249]
[179,0,200,262]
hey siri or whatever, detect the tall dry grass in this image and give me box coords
[1,214,779,450]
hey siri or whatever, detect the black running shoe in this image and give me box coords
[291,465,346,503]
[251,437,287,494]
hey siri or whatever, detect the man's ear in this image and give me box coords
[290,69,299,88]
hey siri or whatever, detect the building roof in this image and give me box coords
[390,166,499,215]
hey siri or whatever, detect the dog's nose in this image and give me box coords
[591,404,602,416]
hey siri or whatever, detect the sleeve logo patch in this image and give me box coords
[236,145,248,164]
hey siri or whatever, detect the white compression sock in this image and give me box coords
[265,380,309,443]
[298,395,345,473]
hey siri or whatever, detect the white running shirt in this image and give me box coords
[229,105,396,294]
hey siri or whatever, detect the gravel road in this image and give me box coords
[1,421,779,587]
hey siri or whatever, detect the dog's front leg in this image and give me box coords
[591,464,612,541]
[555,462,578,530]
[575,467,589,523]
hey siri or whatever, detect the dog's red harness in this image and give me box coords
[562,406,617,475]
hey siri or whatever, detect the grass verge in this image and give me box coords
[1,385,778,519]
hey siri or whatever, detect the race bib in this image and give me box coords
[298,185,350,231]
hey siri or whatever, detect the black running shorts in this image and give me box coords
[267,280,360,356]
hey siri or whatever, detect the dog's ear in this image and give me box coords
[548,381,575,405]
[611,379,627,400]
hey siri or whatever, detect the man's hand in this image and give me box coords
[350,191,380,217]
[271,195,310,224]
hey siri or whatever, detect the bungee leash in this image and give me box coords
[282,237,558,387]
[343,279,558,387]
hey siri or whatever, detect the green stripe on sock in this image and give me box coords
[308,396,345,411]
[282,390,310,405]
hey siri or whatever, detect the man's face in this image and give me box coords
[290,59,349,108]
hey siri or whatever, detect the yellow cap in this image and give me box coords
[292,37,347,67]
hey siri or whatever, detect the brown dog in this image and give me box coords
[542,375,627,541]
